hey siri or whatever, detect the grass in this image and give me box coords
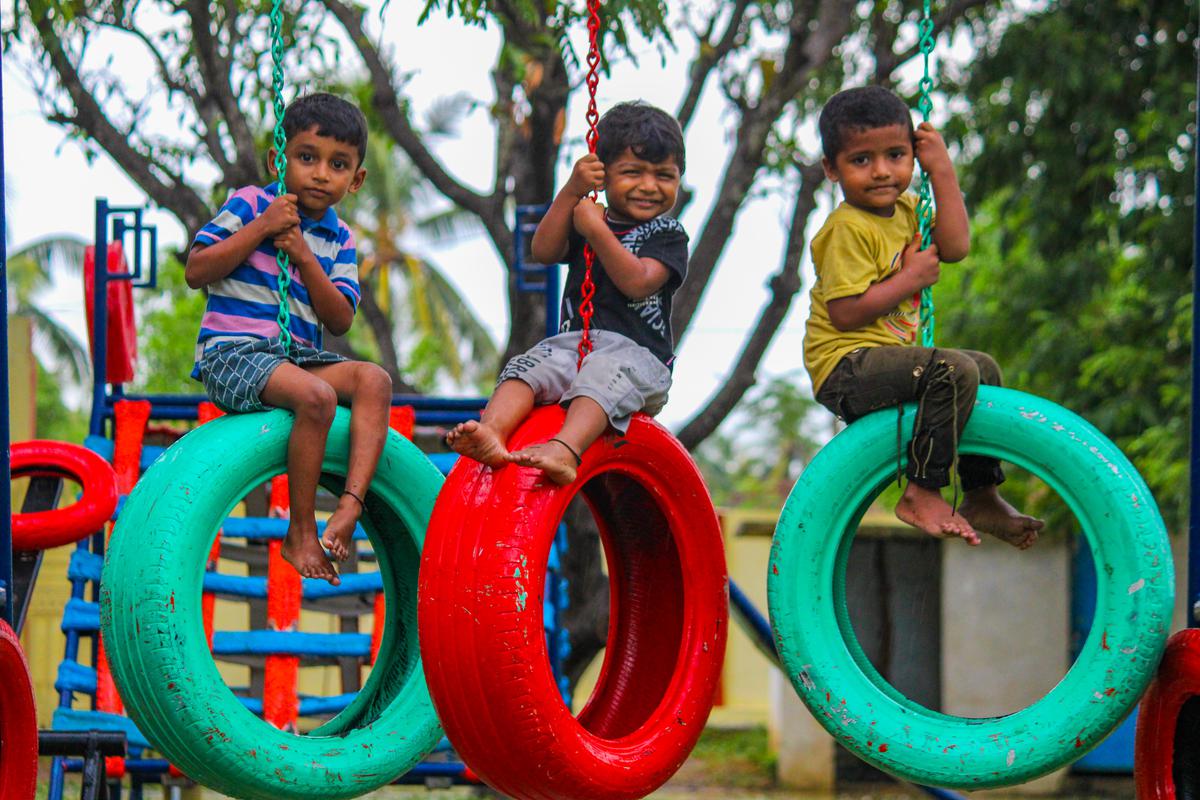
[667,725,778,791]
[34,729,1135,799]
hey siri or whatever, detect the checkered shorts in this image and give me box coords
[196,337,347,413]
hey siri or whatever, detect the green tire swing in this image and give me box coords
[767,386,1173,789]
[100,409,444,800]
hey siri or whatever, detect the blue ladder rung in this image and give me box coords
[234,692,357,716]
[427,452,458,475]
[219,516,369,542]
[68,549,104,582]
[61,598,99,633]
[211,631,372,658]
[63,758,167,775]
[53,708,153,751]
[55,660,97,695]
[203,570,383,600]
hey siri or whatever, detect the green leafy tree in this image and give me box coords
[8,235,91,387]
[339,97,499,394]
[130,254,207,395]
[8,235,92,441]
[938,0,1195,531]
[695,373,824,508]
[13,0,1010,687]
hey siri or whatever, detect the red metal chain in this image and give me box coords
[577,0,602,367]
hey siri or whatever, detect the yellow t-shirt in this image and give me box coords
[804,194,922,393]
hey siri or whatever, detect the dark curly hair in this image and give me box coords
[596,101,686,174]
[282,92,368,166]
[818,86,913,162]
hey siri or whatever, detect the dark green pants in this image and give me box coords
[816,346,1006,491]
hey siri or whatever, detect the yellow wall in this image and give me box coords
[7,315,73,726]
[572,507,792,727]
[9,315,34,442]
[711,507,777,726]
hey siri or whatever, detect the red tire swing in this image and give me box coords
[419,4,727,796]
[0,618,38,800]
[420,408,727,800]
[1135,629,1200,798]
[11,440,119,550]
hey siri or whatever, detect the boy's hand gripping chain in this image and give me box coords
[576,0,602,368]
[914,0,936,347]
[270,0,293,352]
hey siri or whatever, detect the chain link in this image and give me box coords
[914,0,936,348]
[270,0,293,352]
[576,0,602,368]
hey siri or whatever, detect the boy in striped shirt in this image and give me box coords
[186,93,390,585]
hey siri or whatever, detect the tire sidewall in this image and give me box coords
[769,386,1173,788]
[100,407,443,800]
[0,618,38,800]
[1135,628,1200,799]
[420,409,728,799]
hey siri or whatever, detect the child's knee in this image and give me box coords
[972,352,1002,386]
[357,362,392,400]
[296,381,338,425]
[937,350,980,388]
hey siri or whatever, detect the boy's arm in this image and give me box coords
[273,226,356,337]
[185,194,299,289]
[827,235,939,331]
[914,122,969,262]
[531,154,605,264]
[574,199,672,300]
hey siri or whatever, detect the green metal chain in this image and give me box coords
[270,0,293,351]
[915,0,936,348]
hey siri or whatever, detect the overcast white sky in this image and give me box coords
[2,5,907,431]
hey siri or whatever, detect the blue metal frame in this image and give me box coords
[0,44,11,627]
[515,203,561,338]
[1190,64,1200,628]
[88,198,159,439]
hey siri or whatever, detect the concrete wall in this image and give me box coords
[941,536,1071,795]
[766,505,1188,795]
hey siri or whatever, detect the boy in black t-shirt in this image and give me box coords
[447,101,688,485]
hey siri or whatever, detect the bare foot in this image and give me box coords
[958,486,1044,550]
[508,440,578,486]
[281,525,341,585]
[446,420,510,468]
[320,494,361,561]
[895,484,981,546]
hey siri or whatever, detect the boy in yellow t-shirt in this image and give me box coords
[804,86,1042,548]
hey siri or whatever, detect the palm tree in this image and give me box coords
[695,373,824,507]
[340,95,498,395]
[8,234,92,387]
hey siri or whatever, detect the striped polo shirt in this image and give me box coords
[190,184,360,375]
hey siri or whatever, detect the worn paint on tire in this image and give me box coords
[100,408,443,800]
[769,386,1172,789]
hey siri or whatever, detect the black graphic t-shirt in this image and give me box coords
[560,215,689,366]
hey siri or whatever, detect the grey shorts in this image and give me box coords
[498,331,672,433]
[196,337,347,413]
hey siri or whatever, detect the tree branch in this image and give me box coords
[676,160,825,450]
[676,0,751,131]
[321,0,498,229]
[184,0,260,186]
[882,0,996,82]
[32,13,210,232]
[355,280,418,392]
[671,0,855,342]
[93,19,237,177]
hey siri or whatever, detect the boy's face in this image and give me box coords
[269,126,366,218]
[603,148,681,224]
[822,124,914,216]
